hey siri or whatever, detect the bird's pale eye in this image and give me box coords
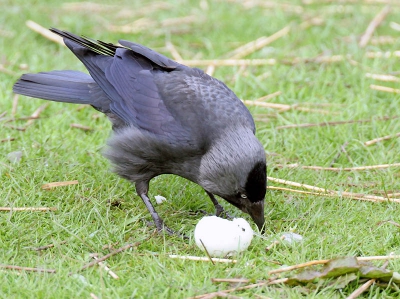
[240,193,247,199]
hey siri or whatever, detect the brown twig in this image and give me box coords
[365,133,400,146]
[268,255,399,276]
[346,259,390,299]
[366,51,400,58]
[108,18,156,33]
[32,241,67,251]
[90,254,119,279]
[4,124,26,131]
[74,237,150,274]
[0,207,57,212]
[291,106,333,114]
[70,123,92,131]
[268,186,335,196]
[169,255,236,263]
[226,26,290,59]
[359,5,390,48]
[242,100,289,110]
[268,259,329,275]
[201,292,242,299]
[303,0,399,4]
[268,186,371,201]
[256,91,282,101]
[376,220,400,228]
[276,115,399,130]
[256,72,271,80]
[117,2,171,18]
[265,235,286,251]
[176,59,277,67]
[26,104,49,127]
[370,36,396,45]
[244,97,332,114]
[161,15,198,27]
[191,278,288,299]
[241,0,303,13]
[267,176,400,203]
[64,1,170,18]
[388,193,400,198]
[207,292,243,299]
[274,163,400,171]
[102,242,120,251]
[4,116,42,123]
[300,17,324,29]
[41,180,79,190]
[165,41,183,61]
[62,2,117,12]
[366,73,400,82]
[12,94,18,116]
[347,279,376,299]
[1,137,16,143]
[0,111,8,120]
[109,15,198,34]
[199,239,215,265]
[357,255,400,262]
[0,264,56,274]
[75,104,88,111]
[25,20,64,45]
[211,278,251,284]
[0,111,7,120]
[370,84,400,94]
[0,64,16,75]
[291,54,346,64]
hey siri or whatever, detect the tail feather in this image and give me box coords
[13,70,110,112]
[13,70,95,104]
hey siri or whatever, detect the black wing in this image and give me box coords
[50,29,197,145]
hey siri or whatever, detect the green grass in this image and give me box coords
[1,0,400,298]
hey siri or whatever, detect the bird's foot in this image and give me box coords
[146,219,188,239]
[205,191,233,220]
[137,189,188,239]
[213,204,233,220]
[195,207,233,220]
[196,209,212,216]
[217,209,234,220]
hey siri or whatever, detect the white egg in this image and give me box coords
[194,216,254,257]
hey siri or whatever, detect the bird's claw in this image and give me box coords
[146,220,188,239]
[217,210,234,220]
[195,207,234,220]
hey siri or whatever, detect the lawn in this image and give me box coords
[1,0,400,298]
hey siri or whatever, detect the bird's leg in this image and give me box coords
[205,191,224,216]
[135,181,175,236]
[205,191,233,219]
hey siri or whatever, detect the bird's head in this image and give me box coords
[198,128,267,232]
[220,161,266,232]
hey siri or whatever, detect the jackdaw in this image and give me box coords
[13,29,267,234]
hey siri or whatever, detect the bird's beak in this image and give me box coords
[246,201,265,233]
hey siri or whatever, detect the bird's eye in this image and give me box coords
[240,193,247,199]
